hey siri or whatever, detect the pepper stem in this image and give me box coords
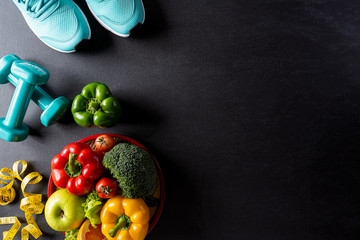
[89,101,100,112]
[68,153,79,174]
[86,98,101,114]
[108,217,127,238]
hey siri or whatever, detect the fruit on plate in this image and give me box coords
[47,134,165,235]
[102,142,157,199]
[51,142,105,195]
[96,177,118,199]
[77,219,107,240]
[71,82,122,128]
[45,189,86,232]
[95,135,116,152]
[100,195,150,240]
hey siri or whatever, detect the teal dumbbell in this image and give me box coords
[0,59,49,142]
[0,55,70,127]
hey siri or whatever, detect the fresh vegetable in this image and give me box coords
[71,82,122,128]
[95,134,116,152]
[102,142,157,199]
[44,189,86,232]
[65,228,79,240]
[96,177,118,199]
[77,219,106,240]
[100,195,150,240]
[51,142,105,195]
[82,189,105,227]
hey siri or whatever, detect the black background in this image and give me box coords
[0,0,360,239]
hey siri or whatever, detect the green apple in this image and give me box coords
[44,189,86,232]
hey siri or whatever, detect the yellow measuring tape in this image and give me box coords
[0,160,44,240]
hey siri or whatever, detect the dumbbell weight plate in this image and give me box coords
[41,96,71,127]
[11,60,49,85]
[0,54,21,84]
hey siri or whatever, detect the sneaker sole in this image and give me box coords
[87,0,145,38]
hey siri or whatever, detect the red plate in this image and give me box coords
[48,134,165,234]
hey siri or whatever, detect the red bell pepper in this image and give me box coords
[51,142,105,195]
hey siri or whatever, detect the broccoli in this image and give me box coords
[65,228,79,240]
[102,142,157,199]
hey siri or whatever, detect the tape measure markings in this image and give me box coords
[0,161,44,240]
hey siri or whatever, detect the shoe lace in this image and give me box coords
[17,0,55,14]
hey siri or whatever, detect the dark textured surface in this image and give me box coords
[0,0,360,239]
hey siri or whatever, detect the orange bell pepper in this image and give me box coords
[100,195,150,240]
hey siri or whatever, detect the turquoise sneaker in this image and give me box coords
[13,0,91,53]
[86,0,145,37]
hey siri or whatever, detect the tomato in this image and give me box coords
[96,177,118,199]
[95,135,116,152]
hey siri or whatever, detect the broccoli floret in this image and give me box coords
[65,228,79,240]
[102,142,157,199]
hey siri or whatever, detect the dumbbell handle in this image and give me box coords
[8,73,52,111]
[3,80,34,128]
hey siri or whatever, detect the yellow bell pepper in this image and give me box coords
[100,195,150,240]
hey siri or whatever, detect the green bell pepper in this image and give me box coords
[71,82,122,128]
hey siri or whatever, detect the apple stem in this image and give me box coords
[108,217,127,238]
[68,153,79,174]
